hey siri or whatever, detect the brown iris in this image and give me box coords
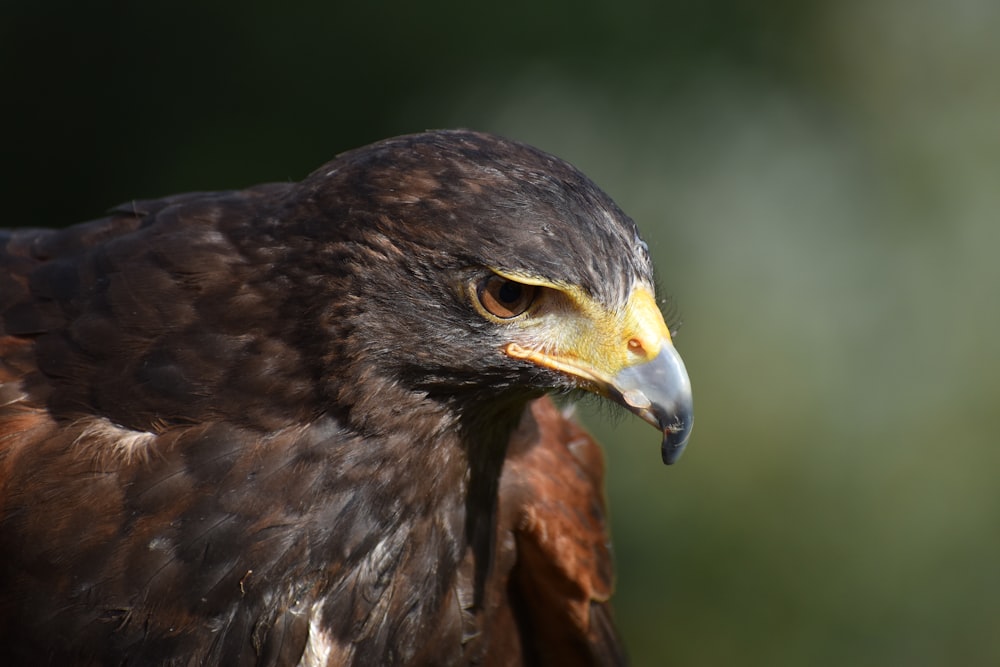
[476,275,537,319]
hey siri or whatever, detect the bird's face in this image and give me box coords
[304,130,693,462]
[462,267,693,464]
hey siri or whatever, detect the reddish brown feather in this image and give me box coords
[500,399,625,666]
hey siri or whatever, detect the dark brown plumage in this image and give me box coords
[0,130,692,665]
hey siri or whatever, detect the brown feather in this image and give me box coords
[0,130,649,665]
[500,399,625,666]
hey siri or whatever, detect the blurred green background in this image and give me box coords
[5,1,999,664]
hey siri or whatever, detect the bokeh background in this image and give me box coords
[5,1,999,664]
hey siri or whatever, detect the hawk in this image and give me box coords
[0,130,692,665]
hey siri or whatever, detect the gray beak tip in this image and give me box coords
[610,341,693,465]
[661,421,692,465]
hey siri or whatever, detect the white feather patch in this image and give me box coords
[72,417,157,464]
[298,602,337,667]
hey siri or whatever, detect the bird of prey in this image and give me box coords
[0,130,692,665]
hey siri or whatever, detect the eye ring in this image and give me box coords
[475,275,537,319]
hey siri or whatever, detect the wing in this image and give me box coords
[490,397,628,666]
[0,193,326,665]
[1,194,478,666]
[1,184,311,433]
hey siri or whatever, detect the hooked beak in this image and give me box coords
[607,342,693,464]
[502,284,694,464]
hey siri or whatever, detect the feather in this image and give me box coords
[0,130,689,664]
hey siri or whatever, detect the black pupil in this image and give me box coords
[497,280,522,305]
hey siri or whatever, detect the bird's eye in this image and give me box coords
[476,275,537,319]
